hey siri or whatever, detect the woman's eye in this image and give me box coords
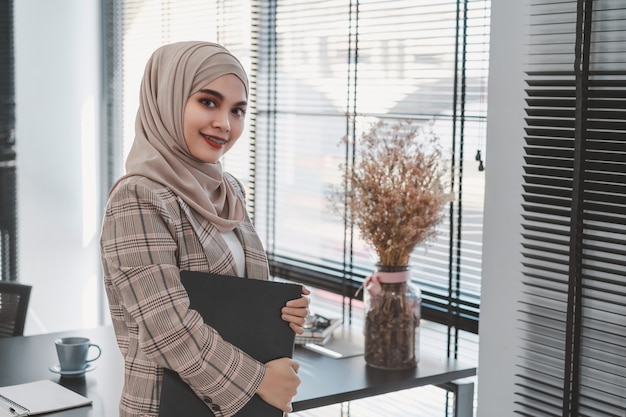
[200,98,216,107]
[232,108,246,117]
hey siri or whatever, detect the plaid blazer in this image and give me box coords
[100,175,271,417]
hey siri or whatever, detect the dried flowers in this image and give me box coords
[332,118,450,267]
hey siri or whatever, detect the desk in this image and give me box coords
[0,326,476,416]
[0,326,121,417]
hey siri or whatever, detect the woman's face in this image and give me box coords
[183,74,247,163]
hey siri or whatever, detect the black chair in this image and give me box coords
[0,281,32,337]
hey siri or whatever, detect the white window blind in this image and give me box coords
[252,0,490,335]
[517,0,626,415]
[103,0,253,189]
[103,0,490,341]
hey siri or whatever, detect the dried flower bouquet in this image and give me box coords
[332,118,450,369]
[334,118,449,266]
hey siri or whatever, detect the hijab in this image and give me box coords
[112,41,249,233]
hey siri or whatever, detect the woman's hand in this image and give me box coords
[281,286,311,334]
[257,357,301,412]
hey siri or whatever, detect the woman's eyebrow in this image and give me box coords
[197,88,247,107]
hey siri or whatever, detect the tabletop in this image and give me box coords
[0,326,476,416]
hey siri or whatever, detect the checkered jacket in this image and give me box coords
[100,175,271,417]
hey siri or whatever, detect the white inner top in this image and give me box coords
[221,230,245,277]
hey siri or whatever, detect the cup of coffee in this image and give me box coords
[55,337,102,372]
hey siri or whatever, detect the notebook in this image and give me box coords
[0,380,91,416]
[158,271,303,417]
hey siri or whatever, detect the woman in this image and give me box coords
[100,41,310,417]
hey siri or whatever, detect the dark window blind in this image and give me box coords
[0,0,17,282]
[517,0,626,415]
[251,0,490,335]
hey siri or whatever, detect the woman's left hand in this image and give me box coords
[282,286,311,334]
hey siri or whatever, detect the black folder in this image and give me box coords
[158,270,302,417]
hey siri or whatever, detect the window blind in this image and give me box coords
[0,0,17,282]
[517,0,626,415]
[252,0,490,336]
[102,0,254,193]
[103,0,490,342]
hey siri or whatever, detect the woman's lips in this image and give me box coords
[202,134,227,148]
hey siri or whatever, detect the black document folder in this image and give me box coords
[158,270,302,417]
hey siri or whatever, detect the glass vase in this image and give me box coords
[364,264,421,370]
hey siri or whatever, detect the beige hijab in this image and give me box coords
[112,41,248,233]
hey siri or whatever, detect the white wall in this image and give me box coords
[14,0,102,334]
[476,0,528,415]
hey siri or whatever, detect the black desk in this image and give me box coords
[0,326,122,417]
[0,326,476,416]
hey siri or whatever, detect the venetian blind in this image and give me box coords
[102,0,254,191]
[0,0,16,282]
[516,0,626,415]
[251,0,490,334]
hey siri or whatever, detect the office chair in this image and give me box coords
[0,281,32,337]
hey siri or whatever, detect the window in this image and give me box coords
[517,0,626,415]
[103,0,490,342]
[102,0,254,186]
[252,0,490,336]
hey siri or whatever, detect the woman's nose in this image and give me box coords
[211,111,231,132]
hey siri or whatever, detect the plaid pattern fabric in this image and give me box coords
[101,175,271,417]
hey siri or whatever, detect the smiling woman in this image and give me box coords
[100,42,310,417]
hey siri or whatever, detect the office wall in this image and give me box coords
[14,0,102,334]
[476,0,527,416]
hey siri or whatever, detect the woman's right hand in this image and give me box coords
[256,357,301,413]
